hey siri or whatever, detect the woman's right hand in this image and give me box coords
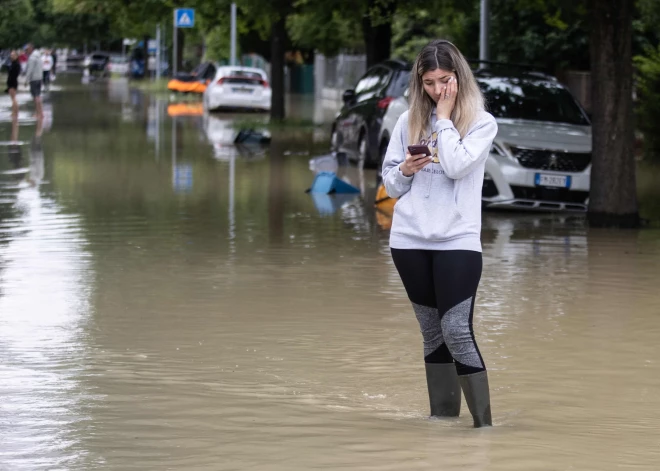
[400,153,432,177]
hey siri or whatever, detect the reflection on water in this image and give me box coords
[0,118,94,468]
[0,80,659,470]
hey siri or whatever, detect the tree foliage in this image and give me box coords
[288,9,362,57]
[392,5,479,62]
[488,0,589,71]
[3,0,658,70]
[633,0,660,163]
[0,0,35,48]
[635,45,660,162]
[0,0,113,49]
[52,0,170,38]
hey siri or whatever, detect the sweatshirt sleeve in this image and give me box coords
[381,114,414,198]
[435,114,498,179]
[24,57,33,80]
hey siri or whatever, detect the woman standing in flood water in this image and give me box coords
[381,40,498,428]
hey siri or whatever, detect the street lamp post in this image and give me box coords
[230,3,237,66]
[479,0,490,63]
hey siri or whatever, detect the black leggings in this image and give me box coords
[391,249,486,376]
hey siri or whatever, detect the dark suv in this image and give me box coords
[330,59,411,167]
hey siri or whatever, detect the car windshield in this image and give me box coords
[477,76,589,125]
[388,70,410,97]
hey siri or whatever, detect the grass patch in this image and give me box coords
[128,78,171,94]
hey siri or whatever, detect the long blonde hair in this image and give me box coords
[408,39,484,143]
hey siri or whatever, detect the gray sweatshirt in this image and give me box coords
[25,50,43,83]
[382,110,498,252]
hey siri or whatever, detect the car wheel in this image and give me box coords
[330,127,339,152]
[205,94,214,112]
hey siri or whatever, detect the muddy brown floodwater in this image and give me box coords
[1,79,660,470]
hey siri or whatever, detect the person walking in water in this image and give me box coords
[18,48,28,74]
[382,39,498,428]
[24,43,44,120]
[6,50,21,116]
[42,48,53,92]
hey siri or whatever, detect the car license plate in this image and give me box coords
[535,173,571,188]
[232,87,253,94]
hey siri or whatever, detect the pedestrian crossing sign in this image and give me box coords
[175,8,195,28]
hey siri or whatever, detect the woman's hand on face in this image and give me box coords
[400,152,432,177]
[436,76,457,121]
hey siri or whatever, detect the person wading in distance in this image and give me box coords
[24,43,44,120]
[6,50,21,116]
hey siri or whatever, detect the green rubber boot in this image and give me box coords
[458,371,492,428]
[425,363,461,417]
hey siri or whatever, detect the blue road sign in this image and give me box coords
[174,8,195,28]
[173,163,193,193]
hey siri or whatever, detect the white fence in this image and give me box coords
[314,53,367,109]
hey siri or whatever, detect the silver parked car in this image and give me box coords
[379,69,592,211]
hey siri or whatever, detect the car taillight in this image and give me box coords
[260,79,269,88]
[217,78,225,85]
[377,96,394,109]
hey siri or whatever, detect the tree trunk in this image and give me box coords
[270,15,287,120]
[362,0,396,69]
[587,0,639,228]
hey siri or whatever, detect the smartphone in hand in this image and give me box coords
[408,145,432,159]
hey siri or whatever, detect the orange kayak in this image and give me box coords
[167,79,209,94]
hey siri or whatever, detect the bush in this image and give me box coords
[635,45,660,162]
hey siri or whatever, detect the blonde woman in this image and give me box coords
[382,39,497,428]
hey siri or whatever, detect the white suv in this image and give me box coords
[379,70,592,211]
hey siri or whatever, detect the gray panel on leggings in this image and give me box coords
[411,302,444,357]
[441,297,483,368]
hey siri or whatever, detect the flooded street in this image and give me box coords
[1,79,660,470]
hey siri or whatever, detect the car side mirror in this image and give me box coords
[342,89,356,104]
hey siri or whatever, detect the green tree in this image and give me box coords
[391,0,590,72]
[53,0,170,38]
[290,0,401,67]
[287,8,362,57]
[0,0,36,48]
[204,24,233,62]
[485,0,589,71]
[634,46,660,162]
[633,0,660,165]
[392,4,478,62]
